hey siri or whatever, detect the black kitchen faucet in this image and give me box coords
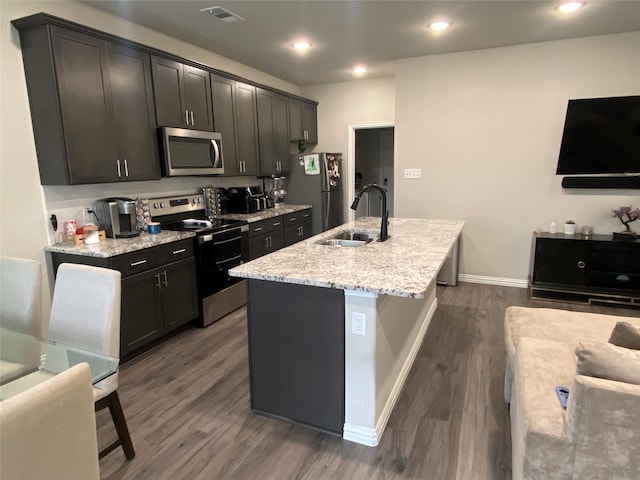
[350,184,389,242]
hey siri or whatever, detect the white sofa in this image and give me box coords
[504,306,640,480]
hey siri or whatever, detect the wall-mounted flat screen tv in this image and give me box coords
[556,95,640,175]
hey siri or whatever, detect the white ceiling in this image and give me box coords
[83,1,640,86]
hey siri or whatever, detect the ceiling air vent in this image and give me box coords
[200,6,245,23]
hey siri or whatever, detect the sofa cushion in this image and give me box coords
[575,341,640,385]
[608,321,640,350]
[510,337,576,480]
[503,306,640,402]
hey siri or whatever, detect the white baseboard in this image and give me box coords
[458,274,528,289]
[343,423,378,447]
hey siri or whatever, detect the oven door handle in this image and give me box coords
[215,255,242,267]
[213,235,242,246]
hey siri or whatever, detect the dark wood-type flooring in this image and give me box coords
[99,283,638,480]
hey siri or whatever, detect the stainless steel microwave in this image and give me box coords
[160,127,224,177]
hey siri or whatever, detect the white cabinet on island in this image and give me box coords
[230,216,464,446]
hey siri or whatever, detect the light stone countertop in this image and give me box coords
[230,217,464,298]
[45,231,196,258]
[220,203,312,223]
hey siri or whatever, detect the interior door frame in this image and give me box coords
[347,121,395,223]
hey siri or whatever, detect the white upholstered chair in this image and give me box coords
[0,362,100,480]
[0,256,43,335]
[0,256,44,383]
[49,263,135,460]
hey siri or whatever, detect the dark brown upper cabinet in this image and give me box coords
[152,56,213,131]
[211,75,259,176]
[288,98,318,145]
[257,88,290,175]
[13,20,159,185]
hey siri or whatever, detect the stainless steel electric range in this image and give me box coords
[149,193,248,327]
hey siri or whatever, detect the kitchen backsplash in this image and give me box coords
[43,175,262,244]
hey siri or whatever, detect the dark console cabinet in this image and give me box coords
[530,232,640,306]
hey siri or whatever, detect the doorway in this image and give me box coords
[353,127,395,219]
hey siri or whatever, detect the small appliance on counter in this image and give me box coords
[91,197,140,238]
[226,186,273,214]
[268,177,287,205]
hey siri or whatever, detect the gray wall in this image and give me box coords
[305,32,640,285]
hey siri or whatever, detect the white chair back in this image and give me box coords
[49,263,121,399]
[0,256,43,336]
[49,263,121,357]
[0,362,100,480]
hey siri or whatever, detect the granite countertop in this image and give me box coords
[230,217,464,298]
[45,231,196,258]
[220,203,312,223]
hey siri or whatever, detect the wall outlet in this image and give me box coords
[403,168,422,179]
[351,312,366,336]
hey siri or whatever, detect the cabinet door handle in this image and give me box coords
[264,237,269,248]
[162,270,168,287]
[123,158,129,177]
[254,227,263,232]
[190,111,194,125]
[272,222,281,227]
[130,259,147,267]
[116,159,121,178]
[172,248,186,255]
[155,272,162,289]
[577,260,586,269]
[289,217,297,222]
[303,213,310,218]
[185,110,189,125]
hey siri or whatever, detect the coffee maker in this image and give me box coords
[92,198,139,238]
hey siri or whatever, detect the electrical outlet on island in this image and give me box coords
[351,312,366,336]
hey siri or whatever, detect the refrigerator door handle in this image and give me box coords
[323,191,330,231]
[322,154,330,192]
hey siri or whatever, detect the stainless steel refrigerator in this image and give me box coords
[287,153,343,235]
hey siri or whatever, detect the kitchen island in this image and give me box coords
[230,216,464,446]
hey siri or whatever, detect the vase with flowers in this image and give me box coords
[612,206,640,240]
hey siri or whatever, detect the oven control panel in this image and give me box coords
[149,194,204,216]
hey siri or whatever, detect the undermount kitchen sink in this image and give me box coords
[316,230,379,247]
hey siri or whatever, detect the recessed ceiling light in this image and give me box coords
[353,66,367,75]
[557,1,585,13]
[292,41,312,51]
[428,20,451,32]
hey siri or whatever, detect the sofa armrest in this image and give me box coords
[566,374,640,479]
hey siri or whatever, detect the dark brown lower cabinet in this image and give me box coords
[247,280,344,434]
[50,239,199,359]
[246,209,312,260]
[120,258,198,356]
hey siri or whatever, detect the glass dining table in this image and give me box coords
[0,326,118,400]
